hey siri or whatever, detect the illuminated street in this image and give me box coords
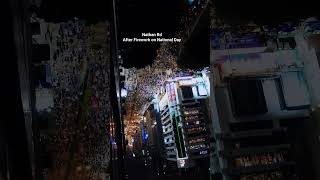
[4,0,320,180]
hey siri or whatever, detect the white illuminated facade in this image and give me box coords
[155,70,211,168]
[209,19,320,179]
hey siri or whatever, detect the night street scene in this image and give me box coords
[2,0,320,180]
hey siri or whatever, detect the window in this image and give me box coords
[229,79,268,116]
[181,86,194,99]
[278,37,296,49]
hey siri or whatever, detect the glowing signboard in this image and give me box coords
[198,84,207,96]
[178,79,197,86]
[178,159,186,168]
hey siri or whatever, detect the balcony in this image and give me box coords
[161,111,170,120]
[216,128,286,140]
[184,116,205,123]
[182,106,202,111]
[185,127,207,135]
[184,121,206,128]
[219,144,291,157]
[188,137,209,145]
[223,161,296,176]
[163,128,174,135]
[183,109,202,116]
[160,107,169,116]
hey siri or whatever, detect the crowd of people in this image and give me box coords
[77,47,111,177]
[124,41,178,114]
[125,0,209,109]
[39,18,111,180]
[45,19,88,177]
[33,0,210,178]
[123,0,209,143]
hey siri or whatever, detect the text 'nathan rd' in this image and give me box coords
[122,33,182,43]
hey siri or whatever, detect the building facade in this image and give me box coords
[154,72,211,170]
[210,19,320,180]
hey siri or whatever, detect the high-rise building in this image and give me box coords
[210,20,317,180]
[154,71,211,169]
[295,17,320,180]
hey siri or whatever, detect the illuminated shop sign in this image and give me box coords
[199,150,208,155]
[178,159,186,168]
[197,84,207,96]
[178,79,197,86]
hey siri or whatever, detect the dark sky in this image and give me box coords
[178,6,209,69]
